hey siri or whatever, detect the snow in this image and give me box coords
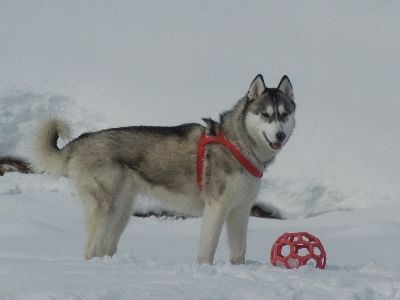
[1,1,400,299]
[1,173,400,299]
[0,93,108,157]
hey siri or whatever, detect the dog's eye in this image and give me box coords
[281,113,288,119]
[261,113,270,118]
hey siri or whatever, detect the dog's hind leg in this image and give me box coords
[78,171,135,260]
[82,190,135,260]
[82,191,114,259]
[108,188,136,255]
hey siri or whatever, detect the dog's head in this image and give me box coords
[245,74,296,152]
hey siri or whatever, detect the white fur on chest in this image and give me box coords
[223,172,261,207]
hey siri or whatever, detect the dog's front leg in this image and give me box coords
[197,201,228,265]
[226,203,252,264]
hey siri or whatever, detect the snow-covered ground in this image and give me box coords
[1,1,400,299]
[1,172,399,299]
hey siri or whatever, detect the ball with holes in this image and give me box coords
[270,232,327,269]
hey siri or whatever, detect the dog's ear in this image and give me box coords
[277,75,294,101]
[248,74,266,100]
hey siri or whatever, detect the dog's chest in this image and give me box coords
[224,172,262,206]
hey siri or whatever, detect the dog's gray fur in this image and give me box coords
[32,74,295,264]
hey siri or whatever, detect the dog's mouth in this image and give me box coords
[263,132,282,151]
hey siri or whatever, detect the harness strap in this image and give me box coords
[196,131,263,188]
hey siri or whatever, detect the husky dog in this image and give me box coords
[32,74,295,264]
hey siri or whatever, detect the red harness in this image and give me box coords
[196,131,263,188]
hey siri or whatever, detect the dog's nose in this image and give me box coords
[276,132,286,142]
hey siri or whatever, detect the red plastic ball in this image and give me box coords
[270,232,327,269]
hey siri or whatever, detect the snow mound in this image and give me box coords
[259,178,344,219]
[0,92,108,158]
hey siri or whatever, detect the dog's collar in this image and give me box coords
[196,130,263,188]
[247,145,274,169]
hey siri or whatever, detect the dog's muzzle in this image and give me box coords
[263,132,283,150]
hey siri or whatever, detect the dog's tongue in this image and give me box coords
[272,143,282,150]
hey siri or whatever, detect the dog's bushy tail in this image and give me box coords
[31,118,71,177]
